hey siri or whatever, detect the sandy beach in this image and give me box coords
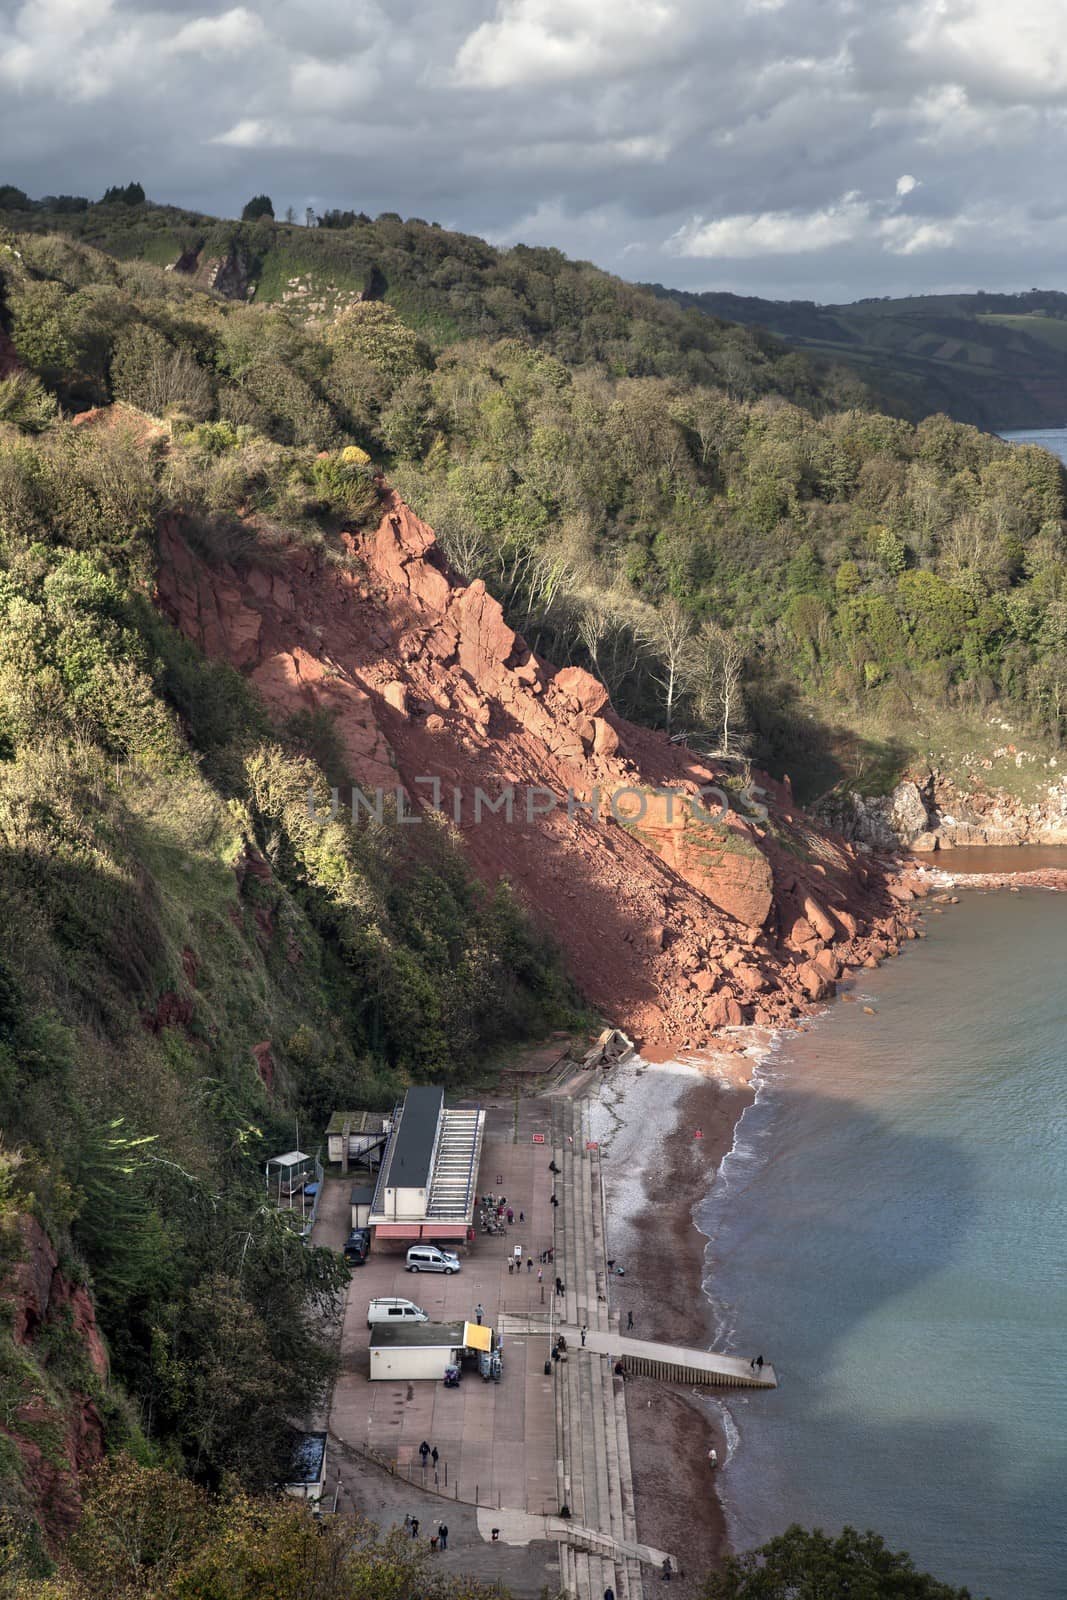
[587,1045,763,1591]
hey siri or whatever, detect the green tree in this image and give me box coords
[241,194,274,222]
[700,1524,984,1599]
[100,182,145,206]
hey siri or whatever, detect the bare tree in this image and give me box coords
[636,599,695,735]
[686,620,746,754]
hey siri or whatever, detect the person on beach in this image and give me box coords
[581,1325,587,1346]
[475,1303,484,1324]
[627,1310,634,1331]
[661,1556,673,1581]
[757,1354,764,1371]
[708,1448,718,1468]
[438,1522,448,1550]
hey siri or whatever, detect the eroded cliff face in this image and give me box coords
[0,1217,108,1541]
[157,489,921,1050]
[824,768,1067,852]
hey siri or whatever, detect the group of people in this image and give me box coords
[403,1513,449,1552]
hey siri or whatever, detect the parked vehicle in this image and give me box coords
[343,1227,370,1265]
[366,1297,428,1327]
[405,1245,461,1275]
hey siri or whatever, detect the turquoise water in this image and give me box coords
[701,891,1067,1599]
[1000,425,1067,466]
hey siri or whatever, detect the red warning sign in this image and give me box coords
[531,1133,546,1144]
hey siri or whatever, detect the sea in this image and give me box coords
[701,875,1067,1599]
[1000,425,1067,467]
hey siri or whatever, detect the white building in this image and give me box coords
[368,1320,489,1381]
[368,1086,484,1244]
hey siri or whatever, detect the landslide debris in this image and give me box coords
[158,488,920,1051]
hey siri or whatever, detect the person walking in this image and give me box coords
[756,1354,764,1371]
[550,1192,559,1207]
[527,1256,533,1272]
[749,1356,756,1370]
[519,1209,525,1223]
[438,1522,449,1551]
[626,1310,634,1331]
[581,1324,588,1347]
[418,1441,430,1466]
[707,1447,718,1468]
[508,1259,514,1275]
[431,1446,439,1469]
[475,1303,484,1325]
[537,1266,543,1284]
[555,1277,563,1296]
[604,1587,616,1600]
[410,1517,420,1538]
[507,1206,514,1225]
[403,1513,412,1534]
[661,1555,673,1581]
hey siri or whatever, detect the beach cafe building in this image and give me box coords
[368,1086,485,1244]
[369,1320,492,1382]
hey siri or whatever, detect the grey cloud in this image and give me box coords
[2,0,1067,300]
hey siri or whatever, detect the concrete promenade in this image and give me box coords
[313,1086,695,1598]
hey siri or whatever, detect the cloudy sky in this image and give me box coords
[1,0,1065,301]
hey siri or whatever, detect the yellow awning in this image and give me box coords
[464,1321,492,1351]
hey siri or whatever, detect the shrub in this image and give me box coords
[0,373,57,433]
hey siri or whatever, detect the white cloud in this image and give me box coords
[169,8,265,55]
[895,173,919,196]
[289,57,379,113]
[671,186,980,261]
[671,193,873,258]
[454,0,678,89]
[209,117,291,148]
[904,0,1067,101]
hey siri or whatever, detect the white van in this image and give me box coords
[366,1297,428,1328]
[405,1244,461,1275]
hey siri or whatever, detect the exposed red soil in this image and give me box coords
[156,488,923,1051]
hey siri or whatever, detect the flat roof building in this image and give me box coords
[369,1087,484,1242]
[368,1320,482,1381]
[325,1110,391,1170]
[282,1430,327,1500]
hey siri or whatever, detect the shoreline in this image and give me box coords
[591,1047,763,1591]
[596,860,1064,1587]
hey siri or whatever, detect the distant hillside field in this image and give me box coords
[648,284,1067,429]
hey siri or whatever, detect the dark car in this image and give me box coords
[343,1227,371,1265]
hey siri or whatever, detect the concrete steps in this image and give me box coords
[550,1100,645,1600]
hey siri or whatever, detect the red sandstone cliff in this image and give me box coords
[157,489,922,1049]
[0,1217,108,1540]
